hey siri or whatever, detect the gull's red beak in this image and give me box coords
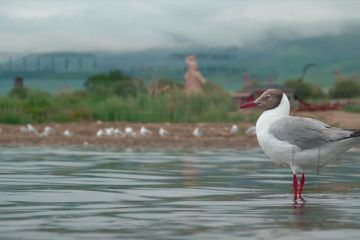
[240,101,259,108]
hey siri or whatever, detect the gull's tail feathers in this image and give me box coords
[350,130,360,138]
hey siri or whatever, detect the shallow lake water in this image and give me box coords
[1,147,360,240]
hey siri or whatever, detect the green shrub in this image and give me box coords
[9,86,29,99]
[343,103,360,113]
[24,89,53,122]
[329,80,360,98]
[0,96,32,124]
[84,70,146,97]
[149,79,183,96]
[284,79,325,99]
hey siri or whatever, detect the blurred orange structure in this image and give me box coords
[184,54,206,94]
[351,74,358,82]
[333,69,359,82]
[242,73,253,89]
[333,69,345,83]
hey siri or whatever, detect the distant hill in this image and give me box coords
[1,31,360,92]
[243,32,360,88]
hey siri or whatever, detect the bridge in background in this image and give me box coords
[1,52,97,73]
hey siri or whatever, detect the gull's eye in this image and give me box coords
[265,95,271,100]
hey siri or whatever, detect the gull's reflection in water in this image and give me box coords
[288,194,355,232]
[181,156,200,188]
[293,200,305,210]
[292,202,343,231]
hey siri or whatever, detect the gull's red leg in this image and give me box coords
[293,174,298,201]
[299,173,305,200]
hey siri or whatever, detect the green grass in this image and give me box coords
[0,88,244,124]
[343,103,360,113]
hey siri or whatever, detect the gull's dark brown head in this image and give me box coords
[240,89,283,110]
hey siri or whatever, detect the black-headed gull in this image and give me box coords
[240,89,360,201]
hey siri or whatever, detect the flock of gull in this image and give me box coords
[14,123,257,138]
[96,126,175,137]
[19,124,73,137]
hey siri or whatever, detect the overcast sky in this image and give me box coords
[1,0,360,53]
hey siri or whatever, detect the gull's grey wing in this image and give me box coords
[268,116,353,150]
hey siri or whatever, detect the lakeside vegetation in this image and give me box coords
[0,70,359,124]
[0,71,243,124]
[343,103,360,113]
[284,78,360,113]
[284,78,360,99]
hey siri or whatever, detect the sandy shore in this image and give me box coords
[0,111,358,150]
[0,122,259,150]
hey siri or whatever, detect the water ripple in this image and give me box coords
[0,147,359,240]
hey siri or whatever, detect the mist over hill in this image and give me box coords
[1,31,359,92]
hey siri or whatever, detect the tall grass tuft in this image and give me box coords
[343,103,360,113]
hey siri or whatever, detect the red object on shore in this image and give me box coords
[295,99,343,111]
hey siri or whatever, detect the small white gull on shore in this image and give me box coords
[63,129,73,137]
[20,124,39,135]
[39,126,55,137]
[230,124,239,135]
[159,128,169,137]
[193,127,203,137]
[125,127,136,137]
[114,128,124,137]
[140,126,152,136]
[96,129,105,137]
[245,126,256,136]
